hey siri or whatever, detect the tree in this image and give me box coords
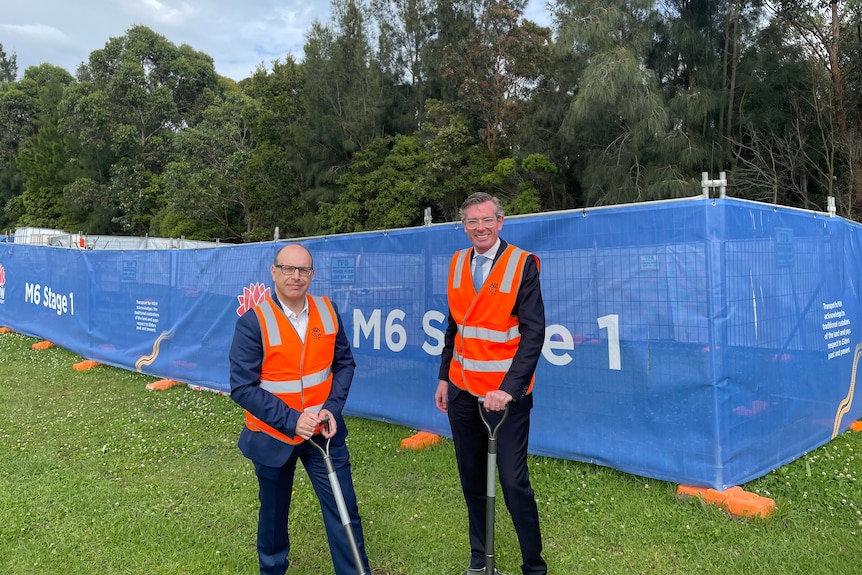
[62,25,221,233]
[319,134,433,232]
[297,0,389,227]
[557,0,699,205]
[370,0,437,124]
[242,58,305,150]
[16,123,70,227]
[481,153,558,213]
[0,43,17,83]
[417,99,495,220]
[11,65,76,228]
[729,17,839,212]
[434,0,549,156]
[0,83,38,228]
[766,0,862,216]
[159,91,297,242]
[62,177,115,233]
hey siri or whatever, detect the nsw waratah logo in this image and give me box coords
[236,282,270,316]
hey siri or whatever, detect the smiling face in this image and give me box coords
[270,244,314,309]
[462,200,503,253]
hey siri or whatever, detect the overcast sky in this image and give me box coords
[1,0,552,82]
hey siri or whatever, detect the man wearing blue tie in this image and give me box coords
[435,192,548,575]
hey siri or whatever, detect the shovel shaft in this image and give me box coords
[311,418,368,575]
[478,398,509,575]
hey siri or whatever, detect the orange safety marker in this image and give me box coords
[400,431,441,450]
[73,360,101,371]
[850,421,862,432]
[677,485,775,519]
[31,340,55,350]
[0,327,12,333]
[145,379,185,391]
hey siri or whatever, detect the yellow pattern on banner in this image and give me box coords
[832,343,861,438]
[135,330,174,372]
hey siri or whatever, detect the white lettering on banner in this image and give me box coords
[134,299,160,333]
[823,301,852,360]
[24,282,75,316]
[354,308,382,349]
[386,309,407,352]
[422,310,446,356]
[542,324,575,366]
[25,282,40,305]
[354,307,625,372]
[598,314,622,370]
[353,308,410,352]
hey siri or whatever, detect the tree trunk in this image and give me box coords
[724,0,741,172]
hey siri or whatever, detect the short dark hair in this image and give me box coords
[459,192,503,221]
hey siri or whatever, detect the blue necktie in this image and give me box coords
[473,255,487,292]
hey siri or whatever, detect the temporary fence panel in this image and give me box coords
[0,197,859,489]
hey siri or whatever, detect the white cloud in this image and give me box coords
[0,23,71,44]
[132,0,199,26]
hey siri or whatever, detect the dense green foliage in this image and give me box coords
[2,0,862,240]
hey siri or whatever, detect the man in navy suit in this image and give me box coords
[230,243,370,575]
[436,193,548,575]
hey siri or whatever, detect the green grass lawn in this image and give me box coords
[0,331,859,574]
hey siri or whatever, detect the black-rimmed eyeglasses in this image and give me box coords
[275,265,314,277]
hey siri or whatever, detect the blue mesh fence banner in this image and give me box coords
[0,197,859,489]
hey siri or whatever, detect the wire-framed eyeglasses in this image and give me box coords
[275,264,314,277]
[464,217,499,229]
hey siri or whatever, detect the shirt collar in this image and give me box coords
[474,238,501,260]
[276,295,309,319]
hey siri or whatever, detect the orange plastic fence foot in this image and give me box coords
[146,379,184,391]
[73,360,101,371]
[0,327,13,333]
[850,421,862,432]
[400,431,441,450]
[31,340,55,350]
[677,485,775,519]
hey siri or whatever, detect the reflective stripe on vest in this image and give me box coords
[245,295,337,444]
[259,364,332,394]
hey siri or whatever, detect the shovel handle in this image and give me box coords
[477,397,509,439]
[308,415,331,457]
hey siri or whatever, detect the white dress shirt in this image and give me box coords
[277,295,309,343]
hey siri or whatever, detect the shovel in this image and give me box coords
[309,416,368,575]
[477,397,510,575]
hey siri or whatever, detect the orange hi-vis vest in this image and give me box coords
[447,244,539,396]
[245,294,338,445]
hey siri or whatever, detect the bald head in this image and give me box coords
[274,243,313,268]
[270,243,315,312]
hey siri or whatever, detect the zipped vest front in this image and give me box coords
[244,295,337,444]
[447,244,539,396]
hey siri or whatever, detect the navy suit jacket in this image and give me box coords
[229,297,355,468]
[438,239,545,402]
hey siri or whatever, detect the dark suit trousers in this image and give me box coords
[448,389,547,575]
[254,440,370,575]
